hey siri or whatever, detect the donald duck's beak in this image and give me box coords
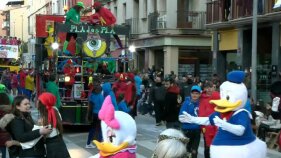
[210,99,242,113]
[93,140,129,157]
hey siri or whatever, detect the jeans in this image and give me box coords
[0,147,6,158]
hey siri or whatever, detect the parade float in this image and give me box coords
[35,14,132,125]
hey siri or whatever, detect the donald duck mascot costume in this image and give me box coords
[179,71,266,158]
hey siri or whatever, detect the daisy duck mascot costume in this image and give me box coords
[179,71,266,158]
[89,95,137,158]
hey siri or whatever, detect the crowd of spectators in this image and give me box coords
[0,36,21,45]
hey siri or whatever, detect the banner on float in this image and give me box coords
[0,44,19,59]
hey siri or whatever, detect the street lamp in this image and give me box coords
[129,45,136,53]
[51,42,59,50]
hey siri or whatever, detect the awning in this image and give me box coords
[6,0,24,5]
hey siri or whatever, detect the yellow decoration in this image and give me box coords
[44,27,60,57]
[82,40,107,58]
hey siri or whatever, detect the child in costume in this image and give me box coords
[179,71,266,158]
[89,95,137,158]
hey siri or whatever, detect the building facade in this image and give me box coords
[102,0,212,80]
[207,0,281,102]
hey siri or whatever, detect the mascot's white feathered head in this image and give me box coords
[210,71,248,113]
[93,96,137,157]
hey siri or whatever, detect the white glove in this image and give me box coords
[272,97,280,112]
[179,111,195,123]
[179,111,210,125]
[213,116,245,136]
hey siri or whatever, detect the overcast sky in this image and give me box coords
[0,0,8,10]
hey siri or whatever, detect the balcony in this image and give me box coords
[206,0,278,27]
[177,11,206,29]
[148,11,206,33]
[125,18,139,35]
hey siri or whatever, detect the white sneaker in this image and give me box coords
[85,144,96,148]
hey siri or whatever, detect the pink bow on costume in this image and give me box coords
[99,96,120,129]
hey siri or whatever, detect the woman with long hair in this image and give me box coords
[37,92,70,158]
[7,95,51,158]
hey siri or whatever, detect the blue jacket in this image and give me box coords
[134,75,142,96]
[89,93,104,114]
[102,82,118,110]
[118,100,130,113]
[179,97,200,130]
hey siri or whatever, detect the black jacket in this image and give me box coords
[7,116,45,157]
[164,86,180,122]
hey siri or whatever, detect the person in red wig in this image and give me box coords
[37,92,70,158]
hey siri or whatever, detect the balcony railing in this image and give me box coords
[148,11,206,32]
[207,0,276,24]
[177,11,206,29]
[125,18,139,35]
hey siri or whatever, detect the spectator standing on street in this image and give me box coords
[37,92,70,158]
[18,69,26,95]
[180,76,193,100]
[179,85,202,158]
[24,70,35,101]
[46,75,61,109]
[0,93,12,158]
[5,95,51,158]
[1,69,11,93]
[150,77,166,126]
[86,81,104,148]
[198,81,220,158]
[164,77,181,129]
[10,71,18,96]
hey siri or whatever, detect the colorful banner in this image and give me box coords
[0,44,19,59]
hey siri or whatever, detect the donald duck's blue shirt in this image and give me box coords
[209,110,256,146]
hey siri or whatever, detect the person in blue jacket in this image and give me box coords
[179,85,202,158]
[117,93,131,113]
[102,82,118,110]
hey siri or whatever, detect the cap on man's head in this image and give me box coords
[76,1,85,8]
[93,2,102,8]
[191,85,202,93]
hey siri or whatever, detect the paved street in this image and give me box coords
[1,109,281,158]
[62,114,281,158]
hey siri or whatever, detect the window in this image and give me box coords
[123,3,126,23]
[143,0,147,18]
[114,6,117,18]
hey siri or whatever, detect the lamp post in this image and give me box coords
[251,0,258,102]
